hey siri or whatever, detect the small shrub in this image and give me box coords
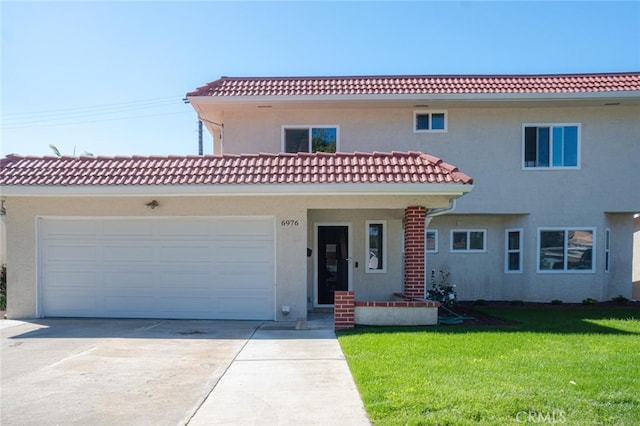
[473,299,487,306]
[582,297,598,305]
[427,269,456,306]
[612,295,630,305]
[510,299,525,306]
[551,299,563,305]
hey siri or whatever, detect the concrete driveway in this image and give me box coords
[1,317,370,426]
[0,318,261,426]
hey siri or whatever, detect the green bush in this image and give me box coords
[612,295,630,305]
[582,297,598,305]
[551,299,563,305]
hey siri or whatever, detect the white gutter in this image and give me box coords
[0,182,473,198]
[187,91,640,105]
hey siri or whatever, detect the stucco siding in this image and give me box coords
[426,213,633,303]
[221,105,640,215]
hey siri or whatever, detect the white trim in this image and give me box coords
[313,222,353,308]
[450,229,487,253]
[281,125,339,153]
[413,110,448,133]
[504,228,523,274]
[536,227,596,274]
[365,220,387,273]
[35,217,44,318]
[522,123,582,170]
[425,229,438,253]
[1,182,473,197]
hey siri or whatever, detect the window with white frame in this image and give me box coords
[426,230,438,253]
[366,221,386,273]
[414,111,447,133]
[282,126,338,153]
[523,123,580,168]
[451,229,486,253]
[604,228,610,273]
[505,229,523,273]
[538,227,595,272]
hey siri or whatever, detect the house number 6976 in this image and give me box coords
[281,219,299,227]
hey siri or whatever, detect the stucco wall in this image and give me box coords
[426,213,634,303]
[221,105,640,215]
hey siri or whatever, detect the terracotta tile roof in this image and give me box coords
[0,151,473,187]
[187,72,640,97]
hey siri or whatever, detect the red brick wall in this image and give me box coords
[334,291,355,330]
[404,206,426,299]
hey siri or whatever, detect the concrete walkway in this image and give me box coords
[187,319,370,425]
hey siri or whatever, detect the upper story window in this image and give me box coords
[523,123,580,169]
[283,126,338,153]
[414,110,447,133]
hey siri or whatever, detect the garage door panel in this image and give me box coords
[104,271,156,288]
[45,270,99,288]
[46,244,98,262]
[103,245,155,262]
[154,296,214,313]
[104,295,158,314]
[159,220,215,238]
[41,217,275,320]
[45,292,101,316]
[44,219,98,237]
[158,271,212,287]
[159,245,214,263]
[103,220,154,237]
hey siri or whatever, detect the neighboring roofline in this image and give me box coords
[0,182,473,198]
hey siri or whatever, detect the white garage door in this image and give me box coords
[39,217,275,320]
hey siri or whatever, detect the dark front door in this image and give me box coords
[317,225,349,305]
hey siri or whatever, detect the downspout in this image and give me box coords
[198,116,224,155]
[424,198,457,298]
[424,198,457,228]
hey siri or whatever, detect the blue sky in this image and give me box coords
[2,1,639,157]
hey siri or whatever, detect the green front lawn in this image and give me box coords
[337,306,640,425]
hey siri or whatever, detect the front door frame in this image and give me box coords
[313,222,353,307]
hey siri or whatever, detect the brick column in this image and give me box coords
[404,206,426,299]
[334,291,355,330]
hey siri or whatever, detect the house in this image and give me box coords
[1,72,638,322]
